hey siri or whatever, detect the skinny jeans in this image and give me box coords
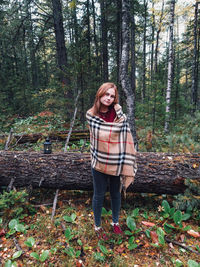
[92,168,121,227]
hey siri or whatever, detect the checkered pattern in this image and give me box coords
[86,104,137,189]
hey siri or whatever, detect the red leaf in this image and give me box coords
[187,230,200,238]
[0,229,6,237]
[141,221,155,227]
[150,231,158,243]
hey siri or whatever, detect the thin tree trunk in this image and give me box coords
[142,0,147,101]
[191,1,199,112]
[100,0,109,81]
[164,0,175,133]
[120,0,137,149]
[131,1,136,96]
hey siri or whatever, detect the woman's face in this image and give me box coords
[100,88,115,107]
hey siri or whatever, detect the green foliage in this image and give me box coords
[173,178,200,214]
[63,213,77,223]
[30,250,49,262]
[0,189,35,220]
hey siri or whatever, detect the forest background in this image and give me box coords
[0,1,200,266]
[0,0,199,153]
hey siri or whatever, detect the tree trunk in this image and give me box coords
[131,1,136,96]
[100,0,109,81]
[0,151,200,195]
[191,1,199,112]
[164,0,175,133]
[142,0,147,101]
[51,0,68,85]
[120,0,138,149]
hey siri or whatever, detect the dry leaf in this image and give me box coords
[150,231,158,244]
[0,229,6,237]
[187,229,200,238]
[141,221,155,227]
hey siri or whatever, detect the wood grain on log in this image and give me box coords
[0,151,199,194]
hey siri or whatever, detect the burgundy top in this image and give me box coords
[99,106,116,122]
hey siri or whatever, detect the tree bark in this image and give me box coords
[51,0,68,85]
[100,0,109,81]
[191,1,199,112]
[0,151,199,195]
[164,0,175,133]
[120,0,138,149]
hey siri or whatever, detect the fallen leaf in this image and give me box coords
[150,231,158,244]
[141,221,155,227]
[0,229,6,237]
[187,229,200,238]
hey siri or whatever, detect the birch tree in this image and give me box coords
[164,0,176,133]
[120,0,137,148]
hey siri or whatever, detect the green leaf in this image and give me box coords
[173,210,182,226]
[128,243,138,250]
[94,252,105,262]
[175,259,183,267]
[124,230,133,236]
[65,247,75,257]
[24,237,35,248]
[0,218,2,224]
[157,227,165,245]
[4,260,17,267]
[15,224,25,233]
[164,223,176,233]
[77,239,82,246]
[187,259,200,267]
[30,252,40,260]
[128,236,135,245]
[75,250,81,258]
[63,215,73,223]
[131,208,139,218]
[39,250,49,262]
[126,216,136,231]
[183,225,191,231]
[65,228,73,240]
[145,229,150,238]
[71,213,76,222]
[12,250,22,260]
[98,242,108,255]
[182,213,191,221]
[169,207,175,217]
[8,219,18,230]
[162,200,171,213]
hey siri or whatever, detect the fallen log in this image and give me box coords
[0,151,199,194]
[0,130,89,144]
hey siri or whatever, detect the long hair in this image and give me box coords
[91,82,119,115]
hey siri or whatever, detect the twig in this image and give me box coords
[11,135,24,148]
[51,189,59,221]
[7,177,15,192]
[4,128,13,150]
[165,236,200,255]
[13,237,23,252]
[64,90,81,152]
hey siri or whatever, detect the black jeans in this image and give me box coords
[92,168,121,227]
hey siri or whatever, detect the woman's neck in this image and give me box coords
[99,105,109,113]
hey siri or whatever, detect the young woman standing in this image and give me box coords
[86,82,137,239]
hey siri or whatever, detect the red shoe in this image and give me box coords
[95,227,108,240]
[112,223,123,235]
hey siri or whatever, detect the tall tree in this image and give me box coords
[164,0,175,133]
[51,0,68,85]
[120,0,137,148]
[100,0,109,81]
[191,1,199,112]
[142,0,148,101]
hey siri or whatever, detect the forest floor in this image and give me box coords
[0,190,200,267]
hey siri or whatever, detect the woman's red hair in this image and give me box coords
[90,82,119,115]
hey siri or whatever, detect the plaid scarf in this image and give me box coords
[86,104,137,189]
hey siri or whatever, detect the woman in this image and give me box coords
[86,82,137,239]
